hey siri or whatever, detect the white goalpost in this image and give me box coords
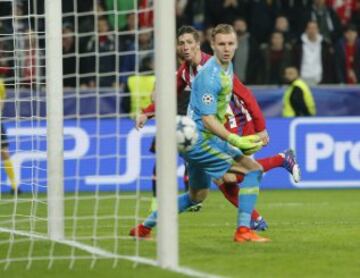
[45,0,65,242]
[154,0,178,269]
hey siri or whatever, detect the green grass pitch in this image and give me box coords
[0,189,359,278]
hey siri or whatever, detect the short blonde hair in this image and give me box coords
[211,24,235,40]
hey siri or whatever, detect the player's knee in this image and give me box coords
[249,160,263,172]
[222,173,237,184]
[189,188,208,203]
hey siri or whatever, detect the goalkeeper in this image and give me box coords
[131,24,270,243]
[136,25,300,231]
[0,77,20,195]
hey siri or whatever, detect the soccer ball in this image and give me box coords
[176,115,198,152]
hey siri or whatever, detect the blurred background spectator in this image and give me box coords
[299,0,342,43]
[105,0,135,31]
[247,0,279,44]
[200,26,213,55]
[282,66,316,117]
[273,15,297,46]
[62,23,76,88]
[327,0,358,26]
[80,16,116,88]
[293,20,335,85]
[119,27,154,89]
[205,0,247,27]
[335,24,360,84]
[258,31,293,85]
[1,0,360,87]
[232,17,260,84]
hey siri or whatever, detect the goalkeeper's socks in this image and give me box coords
[238,170,262,228]
[143,193,197,228]
[256,155,284,172]
[218,182,262,221]
[3,159,17,190]
[149,197,157,212]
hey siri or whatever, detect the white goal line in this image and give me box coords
[0,227,223,278]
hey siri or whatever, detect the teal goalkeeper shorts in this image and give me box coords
[181,136,243,189]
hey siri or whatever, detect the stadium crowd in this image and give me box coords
[0,0,360,89]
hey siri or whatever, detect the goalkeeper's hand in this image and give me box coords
[227,134,263,155]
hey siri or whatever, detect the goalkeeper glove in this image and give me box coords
[227,134,263,155]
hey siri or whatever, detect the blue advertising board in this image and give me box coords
[1,117,359,193]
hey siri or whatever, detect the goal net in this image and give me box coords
[0,0,180,271]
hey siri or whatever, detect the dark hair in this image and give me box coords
[344,24,358,33]
[306,20,318,27]
[62,22,74,31]
[98,16,108,22]
[233,17,246,24]
[177,25,200,42]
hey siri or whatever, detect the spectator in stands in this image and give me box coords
[335,24,360,84]
[327,0,358,26]
[0,1,12,33]
[258,31,293,85]
[122,55,155,114]
[139,0,154,27]
[76,0,105,34]
[274,15,297,46]
[176,0,191,28]
[21,29,41,87]
[200,26,213,55]
[294,20,335,85]
[180,0,205,29]
[119,13,136,52]
[0,32,13,81]
[282,66,316,117]
[300,0,342,42]
[232,17,260,84]
[119,27,154,89]
[62,23,76,88]
[81,17,116,88]
[247,0,279,43]
[204,0,247,27]
[350,1,360,28]
[175,0,205,29]
[105,0,135,30]
[281,0,312,35]
[138,29,154,67]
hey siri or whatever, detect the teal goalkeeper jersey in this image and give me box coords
[187,56,233,139]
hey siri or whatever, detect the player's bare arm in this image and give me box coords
[257,129,269,146]
[135,113,148,130]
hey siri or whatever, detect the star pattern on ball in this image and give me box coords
[181,136,194,150]
[177,120,187,133]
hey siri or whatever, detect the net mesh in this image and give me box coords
[0,0,158,269]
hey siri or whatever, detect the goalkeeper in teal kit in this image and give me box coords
[130,24,270,243]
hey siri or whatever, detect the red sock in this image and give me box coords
[256,154,284,172]
[218,182,261,220]
[236,174,244,183]
[251,209,260,220]
[218,182,238,207]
